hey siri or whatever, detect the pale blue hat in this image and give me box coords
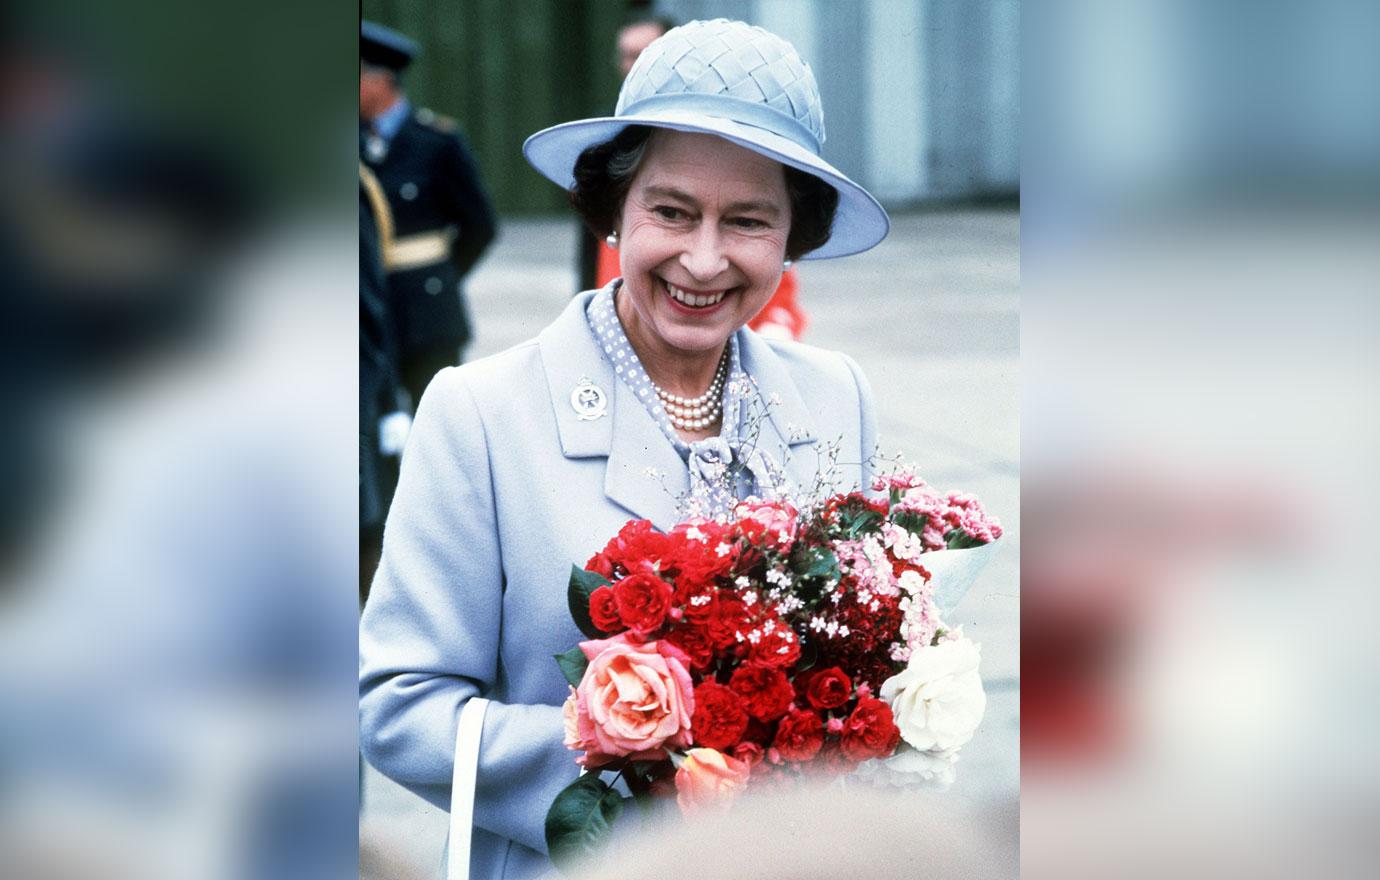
[523,18,889,260]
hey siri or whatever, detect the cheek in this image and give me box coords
[743,235,789,277]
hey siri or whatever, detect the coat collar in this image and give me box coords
[537,288,820,529]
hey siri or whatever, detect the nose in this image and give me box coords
[679,224,729,282]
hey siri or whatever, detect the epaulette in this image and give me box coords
[414,107,457,132]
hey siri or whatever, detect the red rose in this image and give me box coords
[666,624,714,670]
[666,520,738,586]
[605,520,671,576]
[803,666,852,710]
[588,586,622,633]
[676,585,717,626]
[772,708,825,762]
[585,552,615,580]
[745,617,801,669]
[613,572,674,634]
[691,682,750,751]
[708,591,750,649]
[729,665,794,722]
[839,697,901,762]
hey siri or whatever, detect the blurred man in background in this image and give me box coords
[360,21,497,407]
[359,163,408,606]
[615,14,677,78]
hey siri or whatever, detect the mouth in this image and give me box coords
[661,278,732,313]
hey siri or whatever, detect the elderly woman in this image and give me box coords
[360,19,890,880]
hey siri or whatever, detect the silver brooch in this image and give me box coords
[570,377,608,421]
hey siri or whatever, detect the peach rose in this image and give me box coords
[674,748,751,816]
[562,686,594,750]
[573,634,695,757]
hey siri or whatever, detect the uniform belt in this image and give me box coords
[386,230,452,271]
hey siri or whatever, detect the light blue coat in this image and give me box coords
[359,290,877,879]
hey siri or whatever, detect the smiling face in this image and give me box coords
[615,130,791,373]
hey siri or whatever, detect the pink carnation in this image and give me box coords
[893,487,952,551]
[871,468,927,494]
[943,491,1003,543]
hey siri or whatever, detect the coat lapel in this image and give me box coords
[538,290,687,531]
[603,377,690,531]
[538,292,615,459]
[735,330,821,493]
[538,297,828,529]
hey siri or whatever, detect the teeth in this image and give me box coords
[666,282,727,308]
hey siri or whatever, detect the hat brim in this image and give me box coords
[523,111,889,260]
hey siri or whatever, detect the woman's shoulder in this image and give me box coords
[418,339,545,415]
[746,332,870,398]
[432,293,596,406]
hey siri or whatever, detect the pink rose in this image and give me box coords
[573,634,695,757]
[733,499,798,551]
[674,748,751,816]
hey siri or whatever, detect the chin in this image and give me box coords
[647,313,732,350]
[661,328,735,356]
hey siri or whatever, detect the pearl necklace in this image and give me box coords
[654,351,729,431]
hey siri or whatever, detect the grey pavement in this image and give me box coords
[361,207,1020,878]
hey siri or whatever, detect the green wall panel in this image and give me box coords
[362,0,630,215]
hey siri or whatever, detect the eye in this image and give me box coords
[653,205,685,221]
[730,217,768,230]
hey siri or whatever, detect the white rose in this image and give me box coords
[879,636,986,753]
[854,746,958,790]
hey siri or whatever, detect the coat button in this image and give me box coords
[425,277,442,295]
[400,182,418,200]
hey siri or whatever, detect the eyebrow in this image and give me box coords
[641,185,784,219]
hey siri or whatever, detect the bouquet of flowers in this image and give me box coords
[543,467,1001,871]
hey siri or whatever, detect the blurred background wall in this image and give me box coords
[360,0,1020,214]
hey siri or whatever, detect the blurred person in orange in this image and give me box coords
[360,21,497,408]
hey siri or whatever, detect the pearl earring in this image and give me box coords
[605,231,619,248]
[783,259,793,269]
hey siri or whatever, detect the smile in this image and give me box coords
[664,280,729,309]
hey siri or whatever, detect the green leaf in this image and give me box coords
[809,551,836,579]
[554,646,589,688]
[788,546,840,601]
[795,546,839,580]
[842,507,883,539]
[544,774,627,874]
[893,510,929,538]
[568,565,611,639]
[944,528,987,550]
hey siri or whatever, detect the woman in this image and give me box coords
[360,19,890,879]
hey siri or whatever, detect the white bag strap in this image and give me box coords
[448,696,490,880]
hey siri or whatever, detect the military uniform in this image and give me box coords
[363,106,496,406]
[359,164,404,532]
[359,163,406,604]
[361,20,498,407]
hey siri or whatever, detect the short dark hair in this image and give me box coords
[568,126,839,261]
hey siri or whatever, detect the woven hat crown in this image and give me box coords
[616,19,826,152]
